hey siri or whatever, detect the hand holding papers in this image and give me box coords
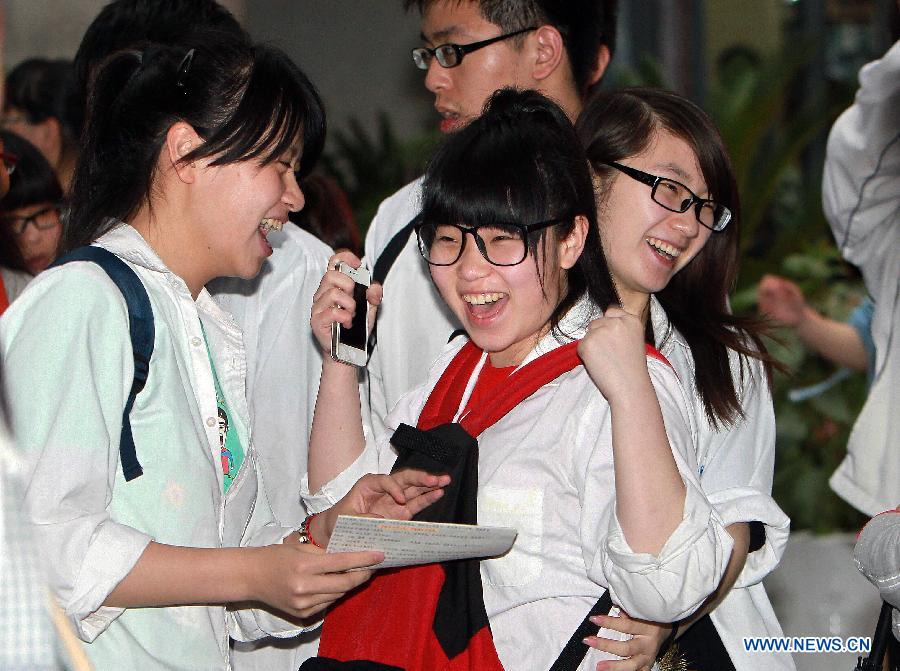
[326,515,517,569]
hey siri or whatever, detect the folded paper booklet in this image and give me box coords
[326,515,518,569]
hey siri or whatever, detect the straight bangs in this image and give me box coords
[203,46,325,175]
[421,127,581,238]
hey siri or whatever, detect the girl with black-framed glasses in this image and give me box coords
[305,88,731,671]
[577,87,792,671]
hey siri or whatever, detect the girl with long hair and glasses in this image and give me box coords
[0,30,447,670]
[576,88,793,671]
[302,88,731,671]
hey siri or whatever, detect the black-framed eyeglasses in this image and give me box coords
[412,26,538,70]
[2,203,62,235]
[603,161,732,232]
[0,151,18,176]
[416,218,564,266]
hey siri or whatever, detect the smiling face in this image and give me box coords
[429,220,584,367]
[191,144,304,283]
[597,130,713,316]
[420,0,532,133]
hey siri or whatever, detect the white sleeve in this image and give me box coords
[301,343,459,513]
[584,360,733,622]
[299,383,434,514]
[822,39,900,280]
[0,266,152,642]
[699,354,789,587]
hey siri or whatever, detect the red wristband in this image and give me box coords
[304,513,323,548]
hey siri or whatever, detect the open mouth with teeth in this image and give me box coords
[259,218,284,234]
[462,292,507,320]
[645,236,682,262]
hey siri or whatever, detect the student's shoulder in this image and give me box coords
[1,261,130,339]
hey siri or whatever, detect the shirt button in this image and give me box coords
[191,337,202,347]
[206,417,216,427]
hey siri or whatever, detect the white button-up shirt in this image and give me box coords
[0,224,303,670]
[306,298,733,671]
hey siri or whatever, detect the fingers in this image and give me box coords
[584,634,635,658]
[392,468,451,490]
[328,251,362,272]
[401,488,445,517]
[316,550,384,573]
[590,613,659,637]
[367,282,383,307]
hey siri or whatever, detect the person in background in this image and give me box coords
[821,39,899,517]
[758,274,874,380]
[0,131,64,300]
[576,87,793,671]
[2,59,80,193]
[73,4,336,666]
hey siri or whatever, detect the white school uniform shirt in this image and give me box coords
[0,224,305,671]
[822,39,900,517]
[210,225,332,670]
[304,298,734,671]
[650,298,795,671]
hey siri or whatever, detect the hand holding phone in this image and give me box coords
[331,262,370,366]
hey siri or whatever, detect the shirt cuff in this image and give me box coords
[706,487,791,587]
[600,484,733,622]
[68,522,152,641]
[300,449,375,514]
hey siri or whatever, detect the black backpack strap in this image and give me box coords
[366,216,421,356]
[549,591,613,671]
[50,246,154,482]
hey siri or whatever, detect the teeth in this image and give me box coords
[463,293,504,305]
[260,218,283,233]
[646,237,682,259]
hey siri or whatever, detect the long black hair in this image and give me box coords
[0,130,64,274]
[577,87,777,427]
[419,87,618,337]
[65,28,324,252]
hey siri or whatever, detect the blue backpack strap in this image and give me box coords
[50,246,154,482]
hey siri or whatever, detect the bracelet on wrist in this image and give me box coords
[297,513,323,548]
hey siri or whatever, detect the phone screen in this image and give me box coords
[343,281,367,350]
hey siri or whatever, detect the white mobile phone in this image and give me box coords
[331,262,370,367]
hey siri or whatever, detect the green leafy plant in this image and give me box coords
[320,112,440,232]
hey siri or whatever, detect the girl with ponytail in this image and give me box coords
[0,29,446,670]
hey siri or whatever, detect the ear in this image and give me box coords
[558,215,588,270]
[585,45,612,88]
[531,25,565,82]
[164,122,203,184]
